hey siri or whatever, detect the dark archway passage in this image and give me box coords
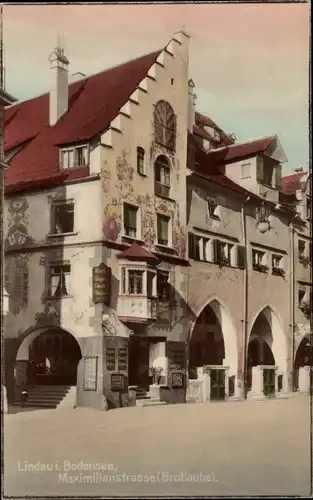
[26,329,82,386]
[188,304,225,380]
[294,335,312,391]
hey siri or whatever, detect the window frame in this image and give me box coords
[49,262,71,298]
[50,199,75,235]
[207,197,219,219]
[157,270,171,302]
[240,162,251,179]
[156,213,171,247]
[154,155,171,198]
[123,202,140,240]
[60,144,89,170]
[153,100,177,151]
[252,249,268,273]
[136,147,145,176]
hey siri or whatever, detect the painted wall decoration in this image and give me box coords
[5,197,34,315]
[103,197,121,242]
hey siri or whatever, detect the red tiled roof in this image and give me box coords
[195,111,233,146]
[4,50,161,193]
[117,243,159,261]
[203,136,275,166]
[192,145,261,201]
[280,171,309,196]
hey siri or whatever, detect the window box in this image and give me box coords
[300,301,311,318]
[253,263,269,273]
[272,268,285,277]
[299,255,310,267]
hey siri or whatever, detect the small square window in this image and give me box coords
[51,200,74,234]
[50,263,71,297]
[241,163,251,179]
[75,146,88,167]
[252,249,268,272]
[272,255,284,276]
[61,149,74,169]
[207,197,218,218]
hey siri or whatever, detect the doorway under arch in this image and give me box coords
[247,306,287,392]
[294,335,312,391]
[188,299,238,385]
[16,328,82,387]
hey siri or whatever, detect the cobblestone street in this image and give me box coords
[4,396,312,497]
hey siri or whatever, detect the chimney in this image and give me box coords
[188,78,196,132]
[49,45,69,126]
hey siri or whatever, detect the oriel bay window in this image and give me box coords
[49,263,71,297]
[119,267,157,296]
[123,203,138,239]
[51,199,74,234]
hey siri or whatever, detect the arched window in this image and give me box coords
[154,155,170,198]
[153,100,176,151]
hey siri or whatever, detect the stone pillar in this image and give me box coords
[149,341,167,385]
[197,367,210,402]
[248,366,264,399]
[224,369,229,399]
[298,366,311,394]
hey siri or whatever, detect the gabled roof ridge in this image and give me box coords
[7,49,162,111]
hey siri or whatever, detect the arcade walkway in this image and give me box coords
[4,396,311,497]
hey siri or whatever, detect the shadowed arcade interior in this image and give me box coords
[21,329,82,386]
[188,304,224,379]
[294,335,312,391]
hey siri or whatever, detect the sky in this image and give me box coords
[3,3,310,173]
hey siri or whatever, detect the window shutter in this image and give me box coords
[213,239,220,263]
[237,245,246,269]
[256,156,264,184]
[188,233,195,259]
[274,165,282,189]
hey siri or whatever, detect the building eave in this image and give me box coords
[0,88,17,106]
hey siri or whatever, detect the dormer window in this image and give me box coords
[60,145,89,169]
[256,155,282,190]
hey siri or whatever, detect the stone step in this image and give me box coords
[136,399,167,407]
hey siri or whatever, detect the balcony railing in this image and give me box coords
[155,181,170,198]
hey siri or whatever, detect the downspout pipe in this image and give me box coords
[241,196,250,400]
[289,220,295,391]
